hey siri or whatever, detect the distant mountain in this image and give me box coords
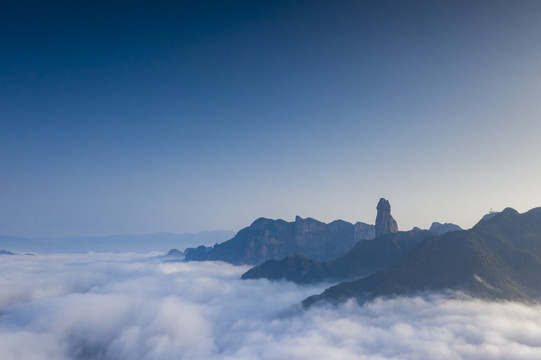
[182,245,212,260]
[166,249,183,256]
[242,198,419,282]
[0,249,15,255]
[185,216,375,266]
[0,231,234,253]
[304,207,541,307]
[428,222,463,235]
[242,229,434,283]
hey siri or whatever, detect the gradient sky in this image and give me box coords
[2,0,541,237]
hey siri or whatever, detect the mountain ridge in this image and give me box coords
[241,228,435,283]
[185,216,375,265]
[303,207,541,307]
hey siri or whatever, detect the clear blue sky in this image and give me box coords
[2,0,541,237]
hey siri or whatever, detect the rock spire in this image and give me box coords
[375,198,398,237]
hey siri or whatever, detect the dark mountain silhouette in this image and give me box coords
[185,216,375,265]
[242,198,425,282]
[166,248,183,256]
[375,198,398,237]
[183,245,212,260]
[429,222,463,235]
[0,249,16,255]
[478,211,499,223]
[304,207,541,307]
[242,229,434,283]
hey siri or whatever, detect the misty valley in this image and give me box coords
[2,199,541,359]
[2,253,541,360]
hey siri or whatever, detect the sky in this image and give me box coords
[1,0,541,237]
[2,253,541,359]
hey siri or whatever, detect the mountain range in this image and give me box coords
[241,228,435,283]
[303,207,541,307]
[185,198,463,270]
[241,198,460,283]
[185,216,375,265]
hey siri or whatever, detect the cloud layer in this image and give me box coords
[1,253,541,359]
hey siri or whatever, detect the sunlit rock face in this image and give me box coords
[375,198,398,238]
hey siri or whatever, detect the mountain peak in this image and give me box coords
[377,198,391,212]
[476,207,519,226]
[501,207,519,216]
[375,198,398,237]
[429,222,462,235]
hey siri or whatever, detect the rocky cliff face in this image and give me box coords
[354,222,376,242]
[375,198,398,237]
[185,216,376,265]
[242,228,435,283]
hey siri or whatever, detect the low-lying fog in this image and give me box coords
[1,253,540,359]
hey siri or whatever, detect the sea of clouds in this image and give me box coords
[1,253,541,360]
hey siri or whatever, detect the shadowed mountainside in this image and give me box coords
[185,216,375,265]
[241,229,435,283]
[429,222,463,235]
[304,207,541,307]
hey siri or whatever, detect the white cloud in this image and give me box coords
[1,253,541,359]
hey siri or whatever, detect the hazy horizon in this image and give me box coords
[0,202,517,239]
[0,229,235,240]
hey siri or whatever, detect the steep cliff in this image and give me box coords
[185,216,375,265]
[375,198,398,237]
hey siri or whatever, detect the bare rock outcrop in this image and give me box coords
[375,198,398,237]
